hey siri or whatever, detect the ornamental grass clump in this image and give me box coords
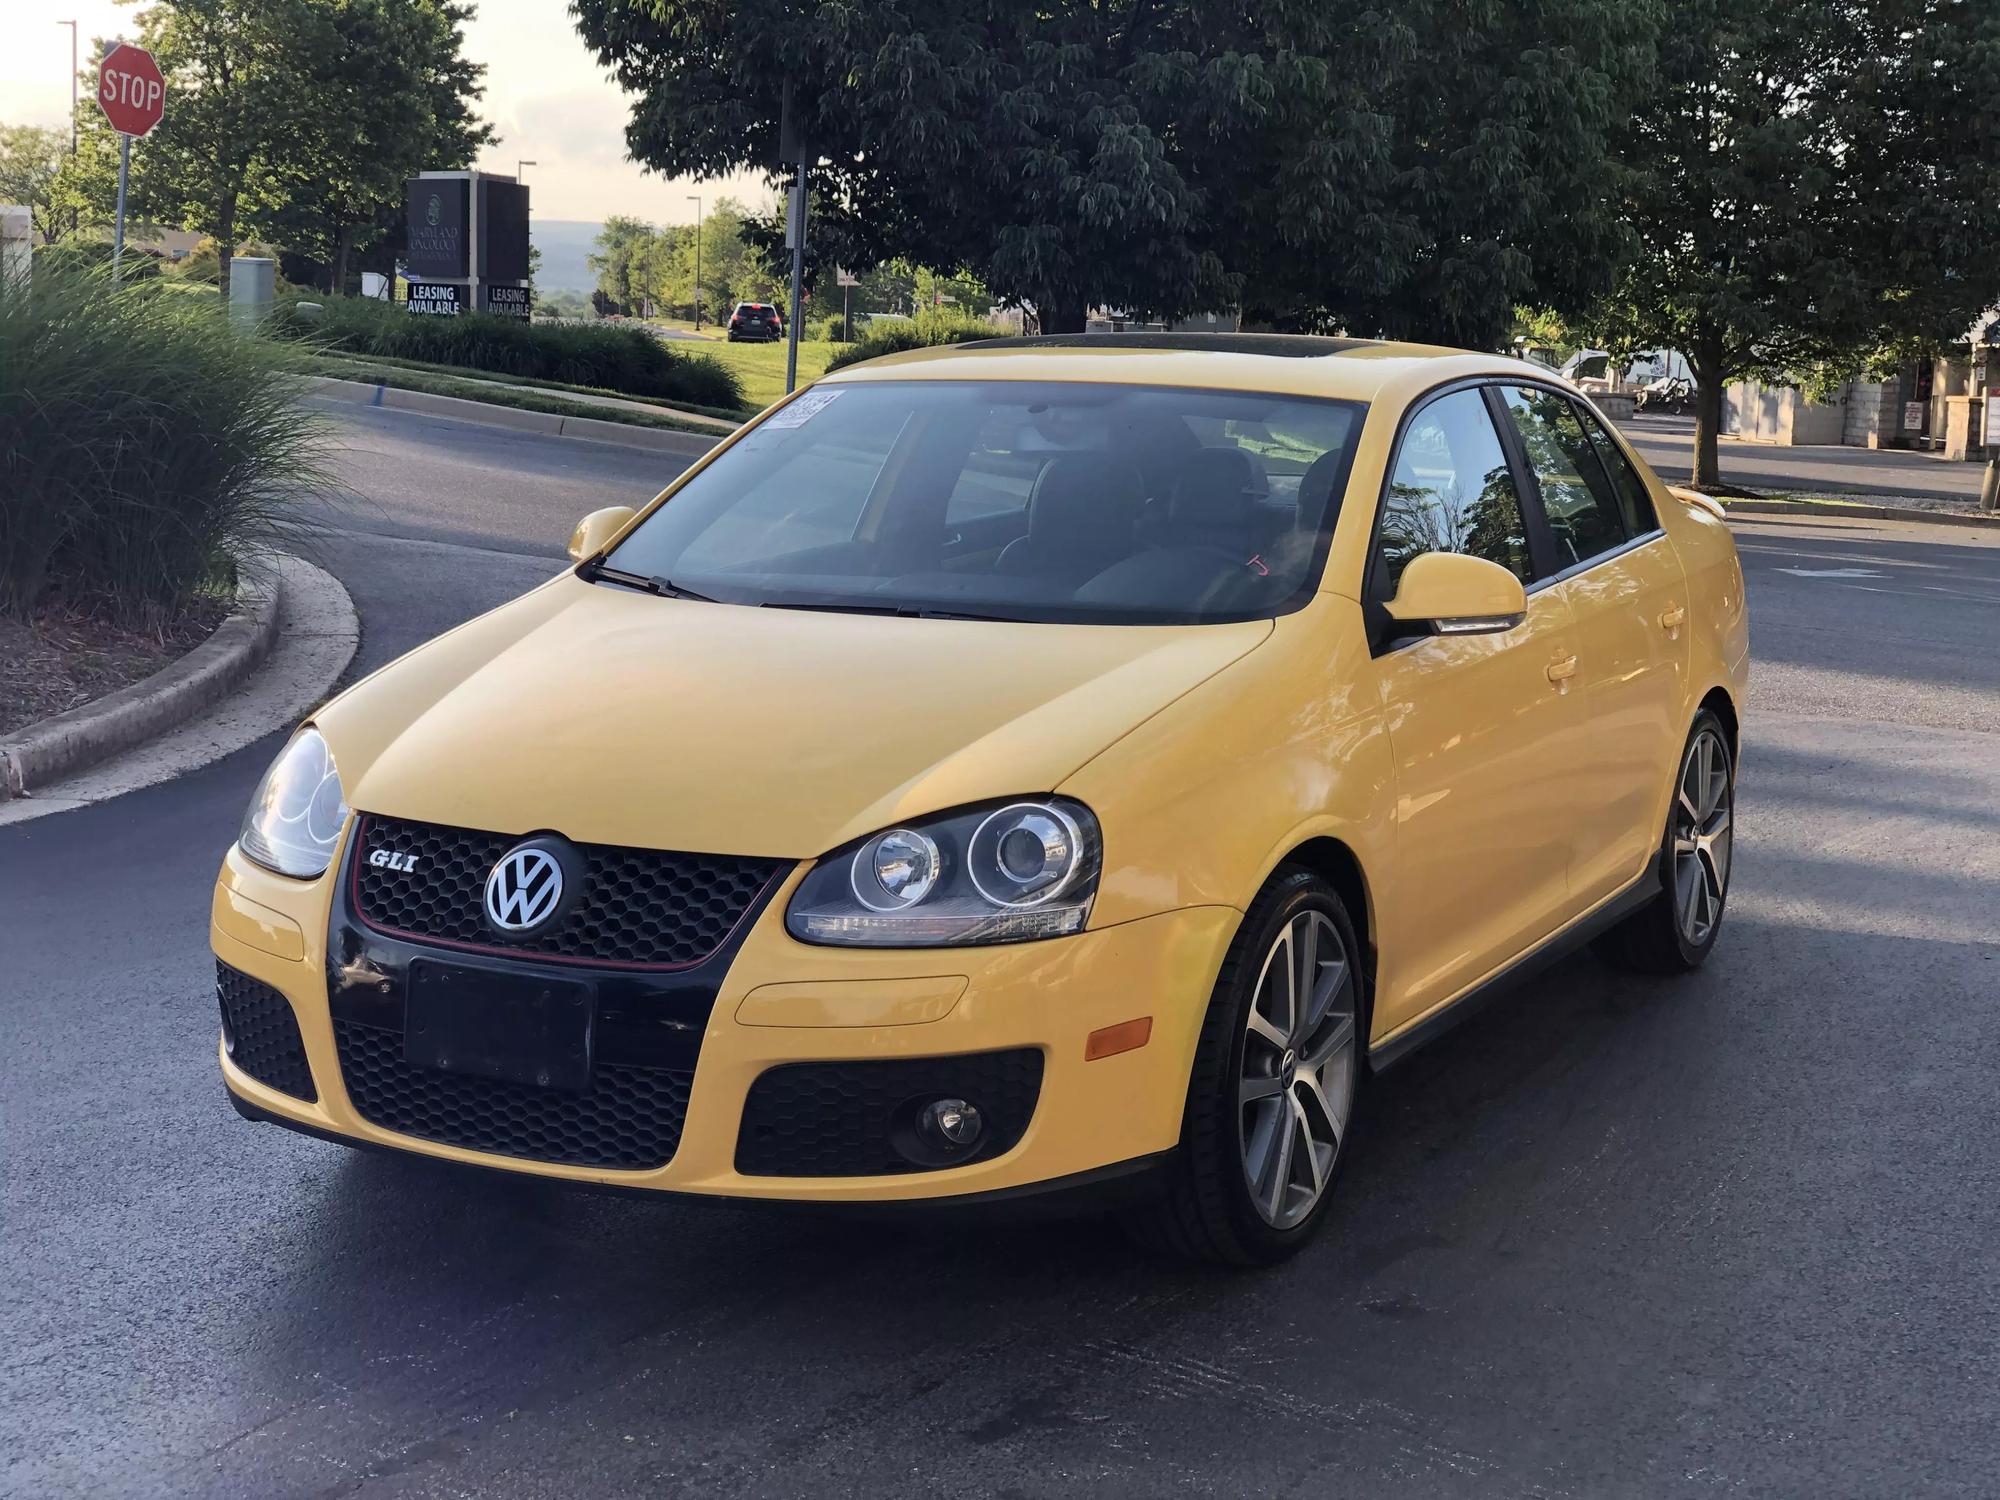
[0,266,334,627]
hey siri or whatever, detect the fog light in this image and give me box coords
[917,1097,984,1153]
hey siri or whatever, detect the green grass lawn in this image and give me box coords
[698,338,843,410]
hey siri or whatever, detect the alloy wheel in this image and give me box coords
[1239,909,1357,1230]
[1673,727,1733,945]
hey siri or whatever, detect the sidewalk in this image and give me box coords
[1618,413,1985,506]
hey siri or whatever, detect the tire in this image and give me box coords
[1125,867,1365,1266]
[1594,709,1735,974]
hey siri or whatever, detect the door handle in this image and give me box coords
[1546,655,1578,694]
[1658,604,1686,637]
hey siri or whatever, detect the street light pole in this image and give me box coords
[687,194,701,331]
[516,159,535,181]
[58,21,78,153]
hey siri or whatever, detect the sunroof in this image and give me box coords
[960,333,1370,357]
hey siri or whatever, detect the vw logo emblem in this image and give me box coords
[484,844,565,933]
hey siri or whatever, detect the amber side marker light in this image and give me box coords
[1085,1016,1152,1061]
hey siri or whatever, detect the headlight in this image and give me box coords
[788,798,1101,946]
[238,727,349,878]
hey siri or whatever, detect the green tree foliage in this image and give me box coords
[587,200,780,319]
[255,0,493,293]
[571,0,1647,338]
[66,0,490,298]
[0,126,73,245]
[1586,0,2000,485]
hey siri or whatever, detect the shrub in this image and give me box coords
[807,313,852,344]
[32,239,162,282]
[277,293,744,410]
[823,307,1001,373]
[1,268,332,626]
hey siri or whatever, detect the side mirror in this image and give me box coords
[568,505,637,562]
[1384,552,1528,636]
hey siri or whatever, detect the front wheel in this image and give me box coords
[1595,710,1735,973]
[1126,868,1363,1265]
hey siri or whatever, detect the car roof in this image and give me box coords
[817,332,1567,406]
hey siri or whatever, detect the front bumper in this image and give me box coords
[212,842,1238,1202]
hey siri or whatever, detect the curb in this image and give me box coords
[0,561,283,801]
[305,375,725,458]
[1723,498,2000,530]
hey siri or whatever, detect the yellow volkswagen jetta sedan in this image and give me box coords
[213,335,1747,1264]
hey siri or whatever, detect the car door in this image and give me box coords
[1493,385,1690,908]
[1367,386,1593,1038]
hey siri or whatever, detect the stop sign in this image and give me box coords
[97,43,165,138]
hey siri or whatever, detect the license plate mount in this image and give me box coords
[404,959,595,1092]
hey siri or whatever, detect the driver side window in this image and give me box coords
[1376,389,1531,594]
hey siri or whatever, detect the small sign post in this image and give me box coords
[836,266,857,342]
[96,42,166,281]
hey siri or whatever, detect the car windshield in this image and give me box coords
[603,380,1366,624]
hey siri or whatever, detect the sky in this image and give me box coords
[0,0,768,225]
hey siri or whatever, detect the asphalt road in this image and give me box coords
[1619,412,1986,503]
[5,408,1998,1499]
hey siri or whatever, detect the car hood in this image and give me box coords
[318,575,1273,859]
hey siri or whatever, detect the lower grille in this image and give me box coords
[736,1049,1044,1177]
[217,963,317,1102]
[334,1019,690,1170]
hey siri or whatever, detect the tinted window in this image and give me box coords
[1574,404,1659,536]
[1499,386,1628,568]
[1376,389,1531,591]
[607,381,1366,625]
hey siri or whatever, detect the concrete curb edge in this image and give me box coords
[1723,497,2000,529]
[305,375,725,457]
[0,560,284,800]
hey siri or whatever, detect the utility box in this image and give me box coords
[229,256,275,329]
[1942,395,1982,460]
[1,205,30,285]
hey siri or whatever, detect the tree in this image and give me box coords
[1586,0,2000,486]
[0,125,72,244]
[588,215,657,314]
[255,0,492,293]
[571,0,1647,338]
[67,0,490,299]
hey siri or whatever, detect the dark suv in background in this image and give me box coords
[727,302,784,342]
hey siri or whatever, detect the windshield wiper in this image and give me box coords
[578,559,724,603]
[757,599,1020,623]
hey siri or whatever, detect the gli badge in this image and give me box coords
[367,848,419,873]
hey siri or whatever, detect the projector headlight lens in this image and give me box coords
[788,797,1100,947]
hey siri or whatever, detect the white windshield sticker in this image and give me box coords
[762,387,845,428]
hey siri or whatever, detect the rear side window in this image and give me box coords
[1375,389,1532,592]
[1574,404,1659,536]
[1497,386,1628,569]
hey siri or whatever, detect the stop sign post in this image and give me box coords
[97,42,165,280]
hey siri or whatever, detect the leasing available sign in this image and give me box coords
[406,282,463,316]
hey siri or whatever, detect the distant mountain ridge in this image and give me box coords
[530,219,601,292]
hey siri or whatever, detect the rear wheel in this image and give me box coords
[1126,868,1363,1265]
[1595,710,1735,974]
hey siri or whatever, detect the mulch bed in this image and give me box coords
[0,601,229,738]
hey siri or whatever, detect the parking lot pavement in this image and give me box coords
[3,408,1997,1498]
[1620,413,1986,504]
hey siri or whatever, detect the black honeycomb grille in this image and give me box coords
[334,1020,691,1170]
[736,1049,1044,1177]
[352,814,783,968]
[217,962,317,1102]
